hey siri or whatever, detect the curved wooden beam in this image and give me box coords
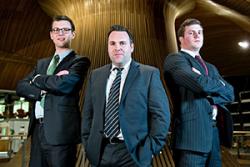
[163,0,196,53]
[198,0,250,33]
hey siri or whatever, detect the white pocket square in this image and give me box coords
[192,67,201,75]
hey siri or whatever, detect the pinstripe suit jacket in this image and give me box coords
[163,51,234,153]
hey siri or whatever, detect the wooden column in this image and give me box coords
[163,0,195,54]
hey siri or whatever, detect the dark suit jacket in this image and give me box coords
[16,51,90,145]
[82,60,170,167]
[163,51,234,153]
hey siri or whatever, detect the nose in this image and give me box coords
[114,44,121,50]
[58,29,64,35]
[193,32,200,38]
[194,33,198,38]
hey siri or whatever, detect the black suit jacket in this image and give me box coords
[163,51,234,152]
[82,60,170,167]
[16,51,90,145]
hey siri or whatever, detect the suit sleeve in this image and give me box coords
[81,72,93,147]
[32,57,90,95]
[148,69,171,154]
[207,64,234,105]
[16,65,42,101]
[164,54,234,105]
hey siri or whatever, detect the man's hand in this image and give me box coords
[56,70,69,76]
[41,90,47,95]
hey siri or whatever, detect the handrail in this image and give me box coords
[0,134,27,139]
[233,131,250,136]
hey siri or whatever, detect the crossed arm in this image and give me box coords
[16,56,90,100]
[164,54,234,105]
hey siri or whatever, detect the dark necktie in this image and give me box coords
[195,55,217,117]
[195,55,208,75]
[104,68,123,138]
[40,55,60,108]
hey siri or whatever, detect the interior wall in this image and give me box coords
[0,0,54,90]
[38,0,167,71]
[0,0,249,90]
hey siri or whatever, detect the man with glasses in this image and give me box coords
[16,15,90,167]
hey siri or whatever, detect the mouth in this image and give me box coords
[114,53,123,57]
[57,37,65,41]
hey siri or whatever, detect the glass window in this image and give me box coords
[13,99,29,113]
[0,98,5,114]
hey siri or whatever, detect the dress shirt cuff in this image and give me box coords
[219,79,226,86]
[30,74,41,85]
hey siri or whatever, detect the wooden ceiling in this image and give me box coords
[0,0,249,90]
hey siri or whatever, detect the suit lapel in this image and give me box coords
[99,64,111,103]
[40,51,76,75]
[98,64,112,125]
[39,58,52,75]
[181,51,207,75]
[120,60,139,103]
[54,51,75,73]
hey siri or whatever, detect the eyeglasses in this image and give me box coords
[51,28,72,34]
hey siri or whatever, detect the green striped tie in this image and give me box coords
[40,55,60,108]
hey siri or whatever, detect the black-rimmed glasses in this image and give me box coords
[51,28,72,34]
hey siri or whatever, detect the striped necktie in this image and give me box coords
[40,55,59,108]
[47,54,60,75]
[104,67,123,138]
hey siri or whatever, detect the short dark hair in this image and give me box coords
[51,15,75,31]
[177,18,202,38]
[107,25,134,43]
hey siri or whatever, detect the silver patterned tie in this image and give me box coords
[104,68,123,138]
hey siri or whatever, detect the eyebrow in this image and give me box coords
[109,40,127,43]
[52,27,72,29]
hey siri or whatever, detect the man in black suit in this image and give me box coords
[164,18,234,167]
[16,15,90,167]
[82,25,170,167]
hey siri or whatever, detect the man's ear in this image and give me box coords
[50,31,53,40]
[179,36,183,43]
[72,31,76,39]
[131,43,134,52]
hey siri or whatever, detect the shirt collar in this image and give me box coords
[54,49,73,63]
[110,58,132,72]
[181,48,197,58]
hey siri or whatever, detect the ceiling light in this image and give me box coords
[238,41,249,49]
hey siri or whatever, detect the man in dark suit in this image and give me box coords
[82,25,170,167]
[16,15,90,167]
[164,18,234,167]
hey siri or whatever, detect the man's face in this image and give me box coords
[179,24,203,52]
[108,31,134,67]
[50,20,75,49]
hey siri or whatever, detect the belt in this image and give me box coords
[104,137,124,144]
[36,118,44,124]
